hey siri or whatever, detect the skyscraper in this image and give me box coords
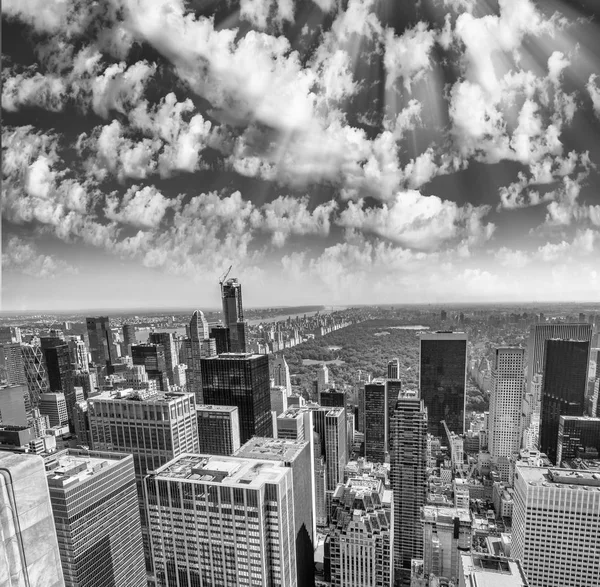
[539,339,589,463]
[317,364,329,395]
[556,415,600,464]
[419,332,467,436]
[122,324,137,357]
[39,392,69,427]
[319,387,345,409]
[1,342,27,387]
[221,277,248,353]
[271,354,292,394]
[458,554,529,587]
[390,391,428,584]
[489,348,525,482]
[364,378,388,463]
[149,332,177,386]
[526,323,592,396]
[187,310,215,403]
[196,404,241,456]
[512,465,600,587]
[387,358,400,379]
[145,453,297,587]
[21,343,50,406]
[86,316,114,371]
[0,452,64,587]
[41,338,76,423]
[46,449,146,587]
[201,353,272,443]
[328,476,393,587]
[131,343,169,391]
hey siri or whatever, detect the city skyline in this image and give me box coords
[2,1,600,312]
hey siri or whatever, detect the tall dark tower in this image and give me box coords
[40,337,75,424]
[419,331,467,437]
[86,316,113,371]
[540,339,590,463]
[221,278,247,353]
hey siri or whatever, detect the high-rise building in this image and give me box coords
[422,506,471,584]
[39,392,69,427]
[270,385,288,417]
[145,453,297,587]
[556,415,600,464]
[0,384,30,426]
[221,277,247,353]
[328,476,393,587]
[0,452,64,587]
[512,465,600,587]
[122,324,137,357]
[527,323,592,396]
[317,364,329,395]
[390,391,428,584]
[201,353,272,443]
[149,332,178,386]
[1,342,27,387]
[86,316,114,372]
[271,355,292,394]
[67,338,89,372]
[319,387,345,409]
[187,310,215,403]
[21,343,50,406]
[539,339,590,463]
[131,343,169,391]
[489,348,525,482]
[235,437,315,587]
[210,325,230,354]
[46,449,146,587]
[364,379,388,463]
[458,554,529,587]
[196,404,241,456]
[419,332,467,436]
[41,338,76,423]
[73,400,90,446]
[387,358,400,379]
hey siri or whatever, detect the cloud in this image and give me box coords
[2,236,78,278]
[537,229,598,261]
[239,0,294,30]
[587,74,600,118]
[104,185,177,229]
[336,191,494,251]
[495,247,531,268]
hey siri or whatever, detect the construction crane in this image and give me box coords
[219,265,232,287]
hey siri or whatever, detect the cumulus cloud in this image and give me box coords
[2,236,78,278]
[587,74,600,118]
[495,247,531,268]
[104,185,177,229]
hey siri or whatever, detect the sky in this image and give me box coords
[2,0,600,312]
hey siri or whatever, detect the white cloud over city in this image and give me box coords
[2,0,599,310]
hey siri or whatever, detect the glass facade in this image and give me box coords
[132,344,168,391]
[540,339,590,463]
[557,416,600,464]
[420,335,467,436]
[364,381,387,463]
[201,354,272,443]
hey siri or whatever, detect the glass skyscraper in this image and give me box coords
[539,339,590,463]
[86,316,113,371]
[221,278,247,353]
[419,331,467,437]
[364,378,387,463]
[201,353,272,443]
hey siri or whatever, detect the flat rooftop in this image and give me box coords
[46,449,126,489]
[460,554,529,587]
[517,465,600,489]
[423,505,471,523]
[234,437,309,462]
[202,353,264,361]
[150,453,290,487]
[89,389,192,403]
[421,331,467,340]
[346,476,382,497]
[197,405,238,413]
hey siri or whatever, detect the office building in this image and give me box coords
[317,364,329,395]
[387,358,400,379]
[39,393,69,427]
[86,316,114,372]
[149,332,177,386]
[540,339,590,463]
[512,466,600,587]
[556,415,600,464]
[489,348,525,481]
[221,277,248,353]
[144,453,297,587]
[319,387,345,409]
[328,476,393,587]
[419,332,467,436]
[21,343,50,406]
[364,378,388,463]
[0,325,21,344]
[132,343,169,391]
[458,554,529,587]
[271,355,292,394]
[187,310,215,403]
[210,325,230,354]
[0,452,64,587]
[201,353,272,443]
[270,385,288,416]
[235,437,315,587]
[422,506,471,584]
[196,404,241,456]
[41,338,76,423]
[46,449,146,587]
[1,342,27,387]
[67,338,89,371]
[527,323,592,396]
[0,384,29,426]
[122,324,136,356]
[390,391,428,584]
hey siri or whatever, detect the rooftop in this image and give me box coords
[421,331,467,340]
[460,554,529,587]
[234,437,309,462]
[423,505,471,523]
[516,465,600,490]
[88,389,192,403]
[196,405,238,413]
[202,353,264,361]
[149,453,290,487]
[45,449,127,489]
